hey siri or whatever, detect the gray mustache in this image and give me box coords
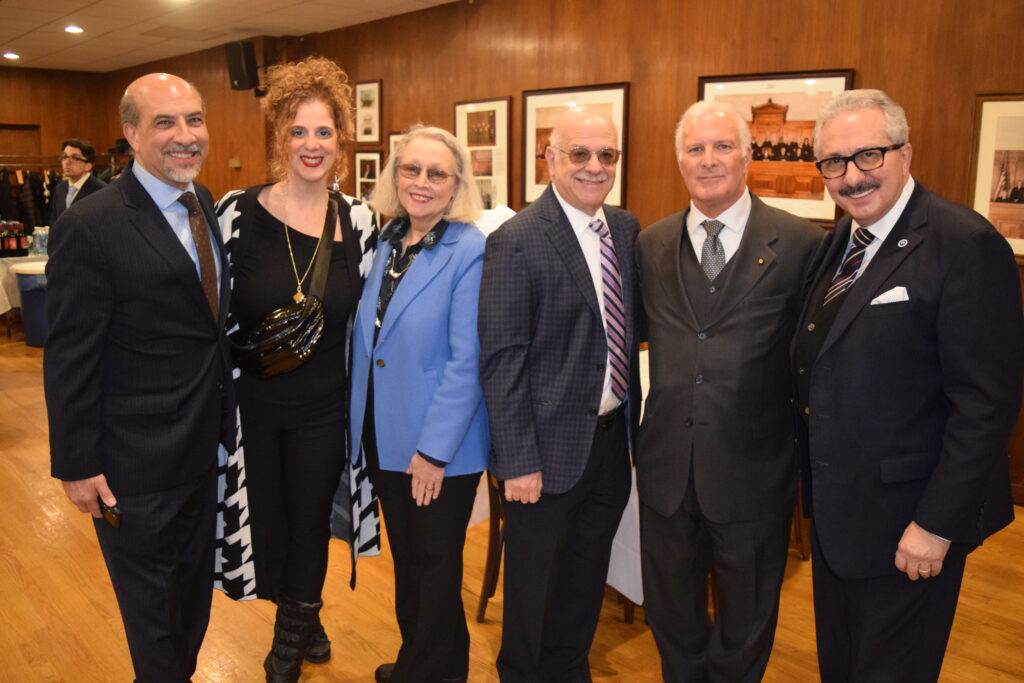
[838,181,880,197]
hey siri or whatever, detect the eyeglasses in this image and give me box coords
[61,154,88,163]
[398,163,456,185]
[815,144,904,179]
[549,145,621,167]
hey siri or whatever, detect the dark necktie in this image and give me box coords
[588,218,629,401]
[177,192,219,320]
[700,219,726,281]
[823,227,875,307]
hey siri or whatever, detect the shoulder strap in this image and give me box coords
[308,197,338,300]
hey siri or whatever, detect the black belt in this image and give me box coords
[596,403,624,431]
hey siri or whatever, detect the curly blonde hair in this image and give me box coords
[262,56,354,183]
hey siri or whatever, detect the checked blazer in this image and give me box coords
[479,184,642,495]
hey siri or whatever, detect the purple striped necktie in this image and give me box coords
[589,218,629,401]
[823,227,875,307]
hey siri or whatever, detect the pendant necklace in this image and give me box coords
[284,221,322,303]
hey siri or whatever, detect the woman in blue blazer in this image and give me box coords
[351,124,489,683]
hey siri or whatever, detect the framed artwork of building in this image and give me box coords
[968,92,1024,240]
[355,80,382,145]
[454,97,511,209]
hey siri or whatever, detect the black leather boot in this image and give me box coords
[264,597,321,683]
[304,609,331,663]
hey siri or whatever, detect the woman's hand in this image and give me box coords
[407,452,444,506]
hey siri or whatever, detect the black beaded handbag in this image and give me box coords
[229,196,338,376]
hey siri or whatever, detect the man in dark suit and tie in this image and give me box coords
[795,89,1022,682]
[45,73,232,682]
[479,107,641,682]
[636,101,825,682]
[49,138,106,224]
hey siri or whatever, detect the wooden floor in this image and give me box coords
[2,331,1024,682]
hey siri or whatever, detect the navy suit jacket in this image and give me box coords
[50,174,106,225]
[479,185,642,494]
[797,181,1021,579]
[45,162,233,495]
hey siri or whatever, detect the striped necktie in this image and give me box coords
[588,218,629,401]
[823,227,875,307]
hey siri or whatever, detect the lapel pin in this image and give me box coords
[757,257,765,265]
[897,238,908,248]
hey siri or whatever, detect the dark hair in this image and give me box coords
[61,138,95,163]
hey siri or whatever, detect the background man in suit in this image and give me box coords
[45,73,231,682]
[479,107,641,682]
[636,101,824,683]
[49,138,106,224]
[795,89,1022,682]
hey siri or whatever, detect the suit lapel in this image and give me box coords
[648,210,700,330]
[538,187,601,318]
[817,184,929,359]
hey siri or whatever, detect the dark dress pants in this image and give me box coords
[640,461,792,683]
[497,411,631,683]
[93,467,217,683]
[370,465,482,683]
[811,521,968,683]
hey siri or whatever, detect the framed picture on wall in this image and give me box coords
[387,131,404,163]
[967,92,1024,241]
[522,83,629,206]
[355,80,382,145]
[355,151,381,203]
[697,69,854,223]
[454,96,511,209]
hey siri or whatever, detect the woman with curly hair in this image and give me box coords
[215,56,377,682]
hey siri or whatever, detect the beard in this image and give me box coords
[161,144,205,184]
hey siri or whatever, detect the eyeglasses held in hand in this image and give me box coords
[549,145,621,167]
[398,163,456,185]
[815,144,904,179]
[61,154,88,163]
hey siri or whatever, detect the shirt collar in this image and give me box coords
[131,160,196,212]
[551,184,608,238]
[686,189,752,238]
[851,176,916,243]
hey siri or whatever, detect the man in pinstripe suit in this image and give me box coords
[479,107,641,683]
[44,73,232,682]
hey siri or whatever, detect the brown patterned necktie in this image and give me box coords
[177,191,219,320]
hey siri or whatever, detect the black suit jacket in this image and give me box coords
[637,193,825,520]
[796,181,1021,579]
[45,162,233,495]
[479,185,642,494]
[49,174,106,225]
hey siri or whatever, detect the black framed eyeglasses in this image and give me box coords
[397,163,456,185]
[60,154,88,163]
[815,144,904,179]
[549,145,621,167]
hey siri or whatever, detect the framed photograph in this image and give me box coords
[355,80,382,145]
[355,151,381,203]
[454,96,511,209]
[698,70,854,222]
[967,92,1024,240]
[522,83,629,206]
[387,131,404,163]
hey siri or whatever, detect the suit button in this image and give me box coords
[708,285,717,294]
[697,332,707,340]
[588,408,598,416]
[685,417,694,427]
[804,407,811,415]
[798,367,806,375]
[695,375,704,385]
[807,323,816,332]
[376,359,385,367]
[596,363,604,371]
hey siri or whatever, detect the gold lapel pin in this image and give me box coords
[757,257,765,265]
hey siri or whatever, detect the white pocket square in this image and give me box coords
[870,286,909,305]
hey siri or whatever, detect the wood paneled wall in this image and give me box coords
[3,0,1022,223]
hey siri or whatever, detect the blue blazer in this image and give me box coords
[350,220,490,476]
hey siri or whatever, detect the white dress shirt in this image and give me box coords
[685,190,753,265]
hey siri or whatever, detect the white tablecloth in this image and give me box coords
[0,256,48,315]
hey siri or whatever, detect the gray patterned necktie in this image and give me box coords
[700,219,726,281]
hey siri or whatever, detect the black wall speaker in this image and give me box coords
[225,41,259,91]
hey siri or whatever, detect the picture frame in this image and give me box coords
[522,83,629,206]
[354,151,381,203]
[387,131,404,163]
[355,80,382,145]
[454,96,511,209]
[697,69,854,223]
[967,92,1024,240]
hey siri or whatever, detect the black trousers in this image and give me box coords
[94,467,217,683]
[640,460,792,683]
[237,391,346,602]
[497,411,631,683]
[370,464,481,683]
[811,522,968,683]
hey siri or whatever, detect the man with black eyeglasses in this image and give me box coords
[795,89,1022,682]
[50,138,106,224]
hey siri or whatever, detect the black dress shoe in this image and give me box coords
[374,663,395,683]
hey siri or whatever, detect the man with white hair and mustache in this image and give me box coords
[795,89,1022,682]
[45,73,232,682]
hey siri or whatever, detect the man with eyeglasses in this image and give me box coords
[479,106,641,682]
[795,89,1022,682]
[50,138,106,224]
[635,100,825,683]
